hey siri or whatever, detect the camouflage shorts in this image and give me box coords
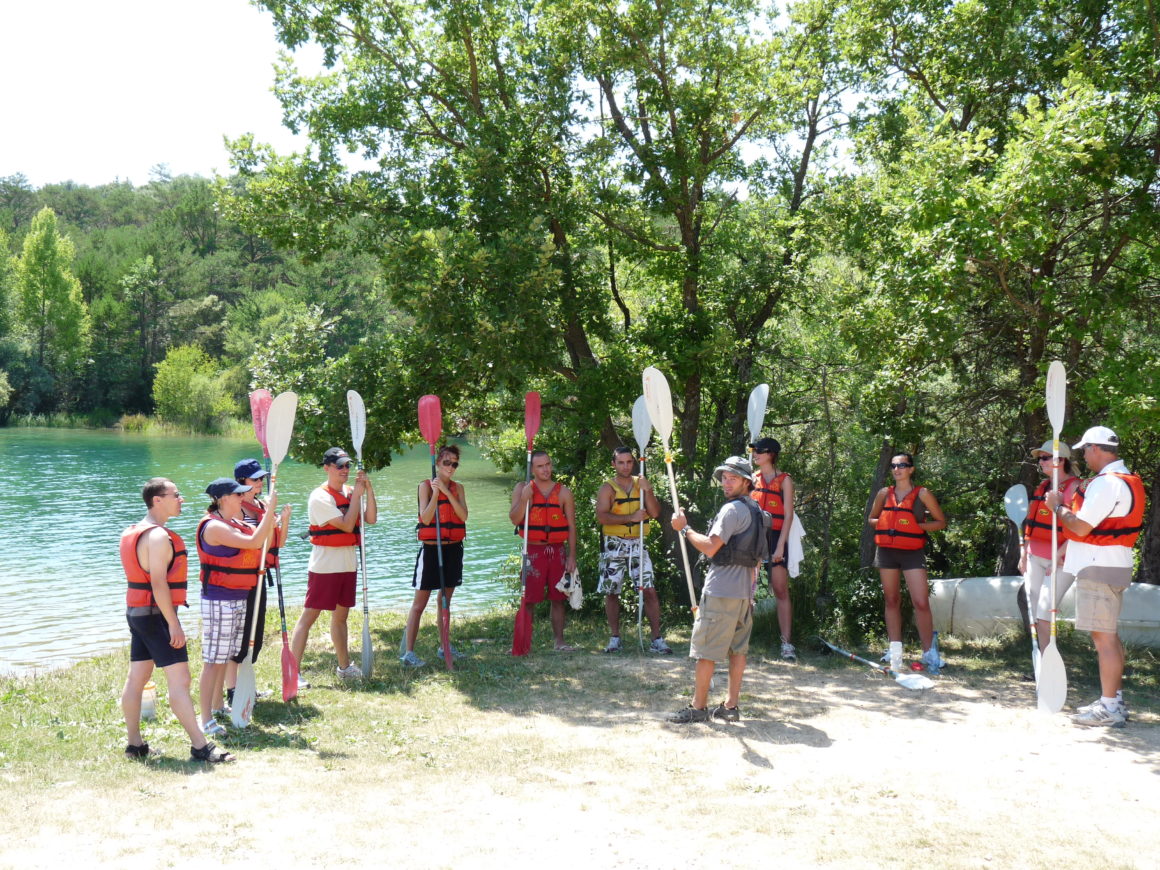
[597,536,654,595]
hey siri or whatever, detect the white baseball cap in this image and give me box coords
[1072,426,1120,450]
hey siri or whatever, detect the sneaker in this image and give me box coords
[920,649,942,675]
[1072,701,1127,728]
[780,642,797,663]
[399,651,426,668]
[711,703,741,722]
[336,663,364,680]
[1074,697,1131,723]
[296,676,311,691]
[604,636,623,654]
[648,637,673,655]
[436,645,466,661]
[667,705,710,724]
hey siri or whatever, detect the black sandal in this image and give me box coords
[124,742,151,759]
[190,741,236,763]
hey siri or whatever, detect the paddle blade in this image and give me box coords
[642,366,675,443]
[362,619,374,678]
[347,390,367,458]
[266,392,298,466]
[524,391,541,450]
[249,389,273,457]
[894,672,935,691]
[418,394,443,447]
[631,395,651,454]
[1037,642,1068,713]
[1046,361,1066,437]
[231,660,257,728]
[747,383,769,443]
[281,641,299,702]
[1004,483,1029,527]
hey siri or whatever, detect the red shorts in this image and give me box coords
[523,544,567,604]
[304,571,357,611]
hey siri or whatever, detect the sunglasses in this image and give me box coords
[890,462,913,469]
[1037,455,1057,462]
[441,460,459,468]
[752,448,771,454]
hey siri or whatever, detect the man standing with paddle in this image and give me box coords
[291,447,378,682]
[668,456,768,723]
[510,450,577,653]
[595,446,671,654]
[1047,426,1145,727]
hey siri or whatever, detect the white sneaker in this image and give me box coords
[648,637,673,655]
[437,645,466,661]
[399,651,425,668]
[336,663,364,680]
[780,642,797,663]
[603,636,623,653]
[1072,701,1127,728]
[296,676,310,691]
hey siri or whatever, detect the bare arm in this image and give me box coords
[204,496,279,548]
[671,509,724,557]
[867,488,887,527]
[509,482,533,526]
[774,475,795,558]
[918,487,947,532]
[139,527,185,648]
[358,470,378,525]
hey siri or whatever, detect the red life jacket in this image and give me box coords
[417,480,467,543]
[121,523,188,608]
[308,486,360,547]
[243,499,279,568]
[1024,477,1080,543]
[752,471,788,531]
[516,482,569,544]
[1070,470,1147,547]
[874,486,927,551]
[197,515,263,591]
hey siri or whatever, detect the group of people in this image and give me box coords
[120,420,1145,761]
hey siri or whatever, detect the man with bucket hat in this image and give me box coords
[667,456,770,724]
[1046,426,1146,727]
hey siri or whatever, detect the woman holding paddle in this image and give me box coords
[401,444,468,666]
[195,477,279,737]
[868,453,946,673]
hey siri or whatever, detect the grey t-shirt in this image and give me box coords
[702,499,756,599]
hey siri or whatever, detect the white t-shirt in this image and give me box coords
[1063,460,1136,574]
[307,485,358,574]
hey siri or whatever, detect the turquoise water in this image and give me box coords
[0,428,522,675]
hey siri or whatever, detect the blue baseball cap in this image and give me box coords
[206,478,252,499]
[234,458,269,481]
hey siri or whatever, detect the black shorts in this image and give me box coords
[412,542,465,591]
[762,526,788,572]
[873,546,927,571]
[127,610,188,668]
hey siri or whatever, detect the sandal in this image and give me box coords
[124,742,151,759]
[201,719,227,738]
[190,741,235,763]
[554,643,578,653]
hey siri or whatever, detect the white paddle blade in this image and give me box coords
[231,660,257,728]
[362,620,373,678]
[631,395,651,454]
[895,672,935,691]
[1037,643,1068,713]
[1004,483,1029,526]
[347,390,367,458]
[642,366,674,443]
[1046,361,1067,436]
[266,392,298,466]
[747,383,769,443]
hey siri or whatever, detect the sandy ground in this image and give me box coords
[2,650,1158,870]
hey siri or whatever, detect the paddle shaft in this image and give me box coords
[663,453,697,613]
[430,447,453,670]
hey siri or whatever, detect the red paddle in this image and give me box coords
[511,392,542,656]
[249,389,273,460]
[418,395,453,671]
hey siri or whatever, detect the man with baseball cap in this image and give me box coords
[1046,426,1146,727]
[668,456,769,724]
[290,446,377,684]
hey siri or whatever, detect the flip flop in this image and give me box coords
[554,644,578,653]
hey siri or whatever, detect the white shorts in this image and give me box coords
[1024,553,1075,621]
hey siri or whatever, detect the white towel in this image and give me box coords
[786,511,806,578]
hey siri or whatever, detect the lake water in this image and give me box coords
[0,428,523,676]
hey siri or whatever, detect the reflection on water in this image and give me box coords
[0,428,521,676]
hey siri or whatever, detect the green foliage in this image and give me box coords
[152,344,234,432]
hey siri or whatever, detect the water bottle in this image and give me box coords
[141,681,157,720]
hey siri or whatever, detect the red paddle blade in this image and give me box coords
[282,641,299,702]
[418,394,443,448]
[524,391,541,450]
[249,389,273,458]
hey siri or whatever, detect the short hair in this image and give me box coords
[531,449,550,462]
[142,477,171,507]
[437,444,460,462]
[612,446,634,459]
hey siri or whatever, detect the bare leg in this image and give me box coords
[903,567,934,650]
[1035,618,1051,650]
[880,568,903,641]
[1091,630,1124,697]
[162,661,208,750]
[550,599,567,647]
[604,593,620,637]
[199,662,224,725]
[770,563,792,642]
[224,660,238,694]
[692,659,716,709]
[332,606,351,668]
[290,608,321,667]
[726,652,747,708]
[121,660,154,746]
[405,590,433,651]
[643,587,663,640]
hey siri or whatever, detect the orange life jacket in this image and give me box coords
[752,471,788,531]
[874,486,927,551]
[1024,477,1080,543]
[516,482,569,544]
[243,498,279,568]
[1070,470,1147,547]
[121,523,188,608]
[197,515,263,591]
[308,486,360,547]
[417,480,467,543]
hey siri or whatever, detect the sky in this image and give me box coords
[1,0,319,188]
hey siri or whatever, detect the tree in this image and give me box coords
[152,344,234,431]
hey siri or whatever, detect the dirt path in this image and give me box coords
[3,651,1158,869]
